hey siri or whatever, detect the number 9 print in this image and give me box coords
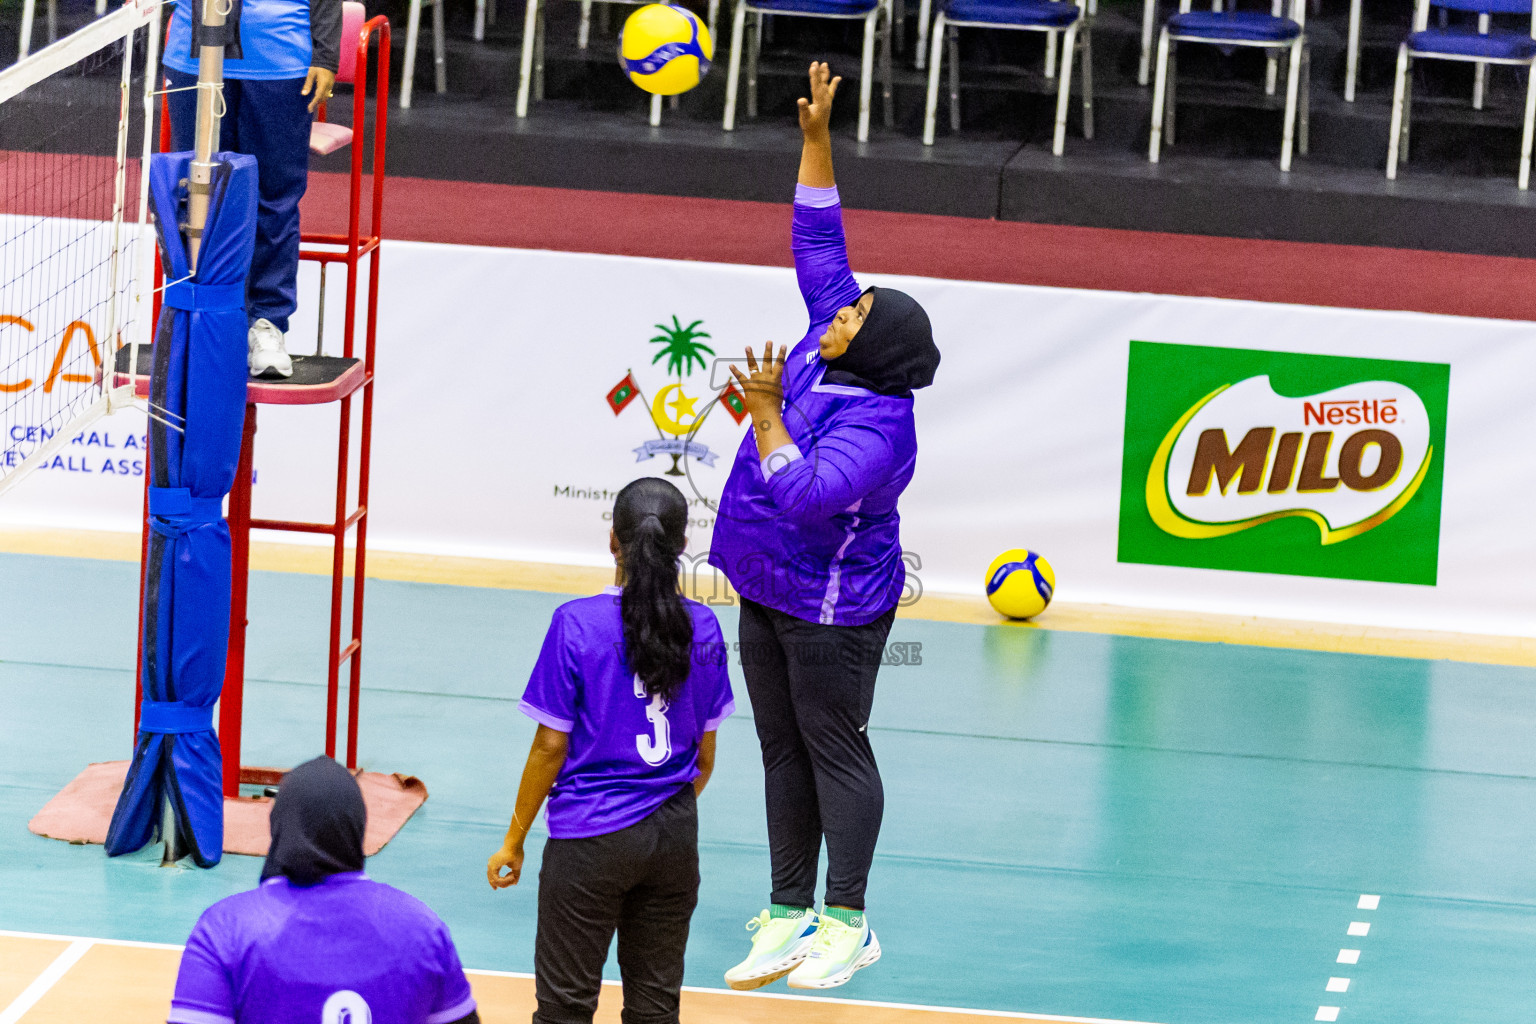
[322,991,371,1024]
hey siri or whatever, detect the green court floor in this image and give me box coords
[2,551,1534,1022]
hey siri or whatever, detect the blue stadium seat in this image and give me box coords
[1147,0,1311,171]
[1165,10,1300,40]
[1407,26,1536,57]
[1388,0,1536,188]
[1334,0,1532,102]
[1435,0,1531,12]
[922,0,1093,154]
[944,0,1080,25]
[722,0,894,142]
[1136,0,1268,87]
[749,0,876,12]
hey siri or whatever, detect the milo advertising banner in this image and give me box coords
[1118,342,1450,585]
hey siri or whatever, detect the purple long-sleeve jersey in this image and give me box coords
[709,185,918,627]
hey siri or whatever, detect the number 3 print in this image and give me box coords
[634,675,672,766]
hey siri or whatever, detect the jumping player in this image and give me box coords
[713,61,941,991]
[168,756,480,1024]
[487,477,735,1024]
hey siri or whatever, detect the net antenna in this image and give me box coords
[0,0,162,499]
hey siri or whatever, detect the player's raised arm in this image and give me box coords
[797,62,839,188]
[792,62,862,325]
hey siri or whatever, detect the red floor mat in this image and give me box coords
[27,761,427,858]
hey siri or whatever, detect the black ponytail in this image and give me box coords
[613,478,693,703]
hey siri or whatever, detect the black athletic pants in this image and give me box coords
[533,787,699,1024]
[738,597,896,912]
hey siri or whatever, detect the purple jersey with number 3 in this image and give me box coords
[520,586,735,839]
[168,872,477,1024]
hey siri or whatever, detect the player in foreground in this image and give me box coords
[168,756,480,1024]
[713,61,941,991]
[487,477,735,1024]
[163,0,341,378]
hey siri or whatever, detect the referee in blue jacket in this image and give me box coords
[163,0,343,379]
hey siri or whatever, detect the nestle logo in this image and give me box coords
[1303,399,1397,427]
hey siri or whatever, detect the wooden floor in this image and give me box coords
[3,526,1533,667]
[0,931,1150,1024]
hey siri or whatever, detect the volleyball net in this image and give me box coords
[0,0,161,498]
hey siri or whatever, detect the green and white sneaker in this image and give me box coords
[724,906,821,990]
[786,908,881,989]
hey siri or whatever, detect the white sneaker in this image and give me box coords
[786,911,881,989]
[248,318,293,379]
[723,908,821,990]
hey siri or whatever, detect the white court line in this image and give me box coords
[467,965,1170,1023]
[0,938,93,1024]
[0,928,182,950]
[0,930,1168,1024]
[1307,896,1379,1020]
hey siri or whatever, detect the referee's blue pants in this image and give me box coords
[166,68,312,334]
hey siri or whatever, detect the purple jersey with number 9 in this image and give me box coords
[168,873,477,1024]
[519,586,735,839]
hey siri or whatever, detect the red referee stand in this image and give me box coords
[129,6,391,799]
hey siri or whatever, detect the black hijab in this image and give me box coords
[260,755,367,887]
[823,286,941,398]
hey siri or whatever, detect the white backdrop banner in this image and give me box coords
[4,237,1534,636]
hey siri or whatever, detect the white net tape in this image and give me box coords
[0,2,160,497]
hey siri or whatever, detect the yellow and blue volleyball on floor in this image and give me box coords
[985,549,1055,620]
[619,4,713,95]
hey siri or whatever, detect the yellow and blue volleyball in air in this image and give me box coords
[984,549,1055,620]
[619,4,713,95]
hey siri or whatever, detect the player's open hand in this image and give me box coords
[729,343,786,424]
[487,842,525,889]
[797,62,840,136]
